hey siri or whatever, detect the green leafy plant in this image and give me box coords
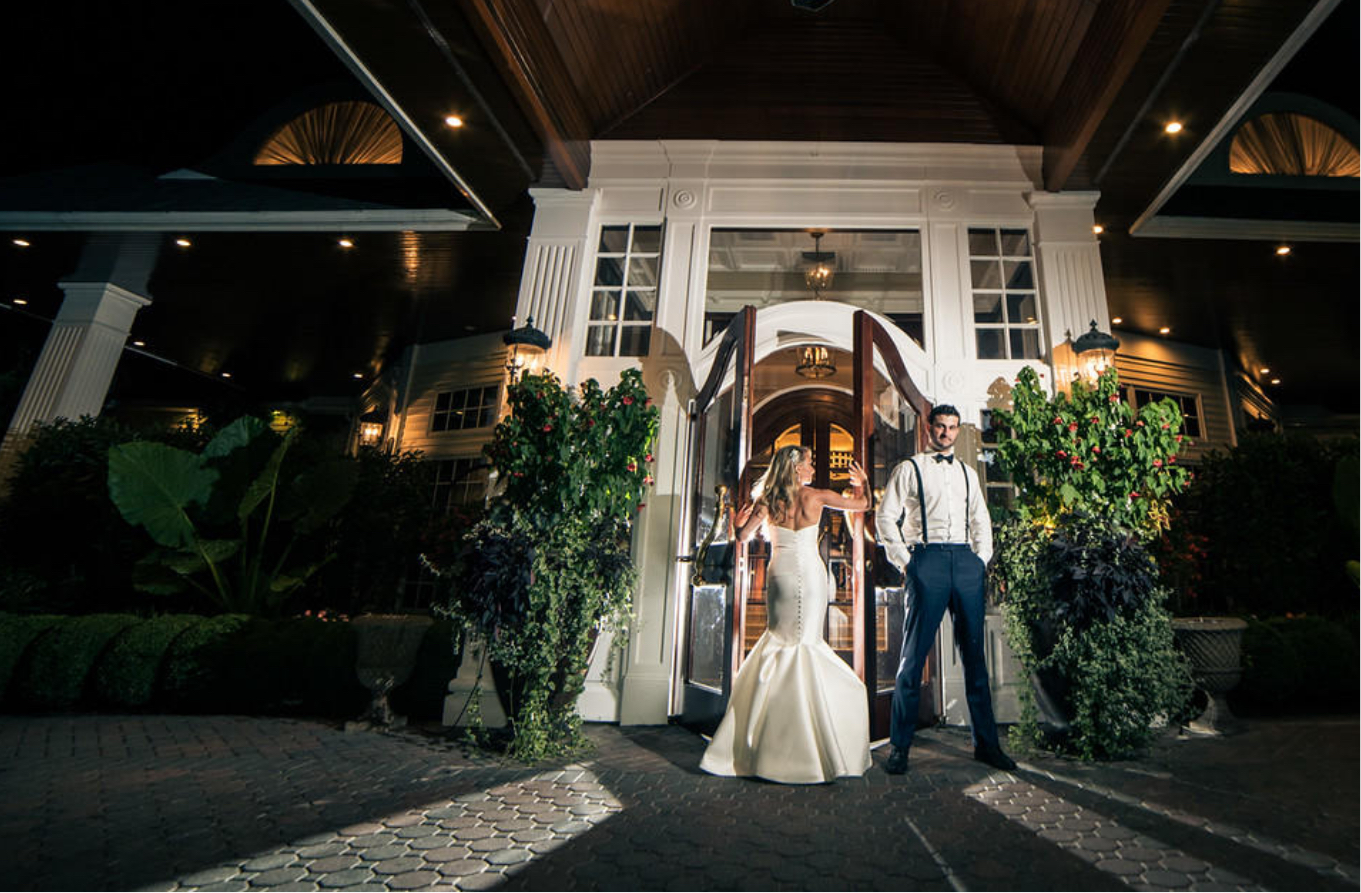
[93,614,203,709]
[438,368,658,762]
[991,366,1193,759]
[0,614,62,703]
[107,416,358,616]
[10,614,141,709]
[993,366,1191,540]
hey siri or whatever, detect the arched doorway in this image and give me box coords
[677,308,935,740]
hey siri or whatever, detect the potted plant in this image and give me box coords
[991,366,1194,758]
[438,369,658,761]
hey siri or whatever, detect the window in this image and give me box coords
[969,227,1042,360]
[431,457,491,512]
[979,410,1015,515]
[431,385,499,432]
[1230,113,1359,177]
[254,101,402,165]
[1129,388,1202,438]
[587,224,661,357]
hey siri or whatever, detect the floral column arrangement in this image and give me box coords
[446,369,658,761]
[990,366,1193,759]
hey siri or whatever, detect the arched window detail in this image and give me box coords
[1229,112,1359,177]
[254,101,403,165]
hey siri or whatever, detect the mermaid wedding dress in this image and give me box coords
[700,523,871,784]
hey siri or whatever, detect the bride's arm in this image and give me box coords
[812,460,871,513]
[733,503,768,542]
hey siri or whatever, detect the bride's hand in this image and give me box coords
[733,503,755,528]
[847,460,869,490]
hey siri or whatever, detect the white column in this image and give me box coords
[514,188,599,382]
[3,280,150,448]
[1029,192,1110,355]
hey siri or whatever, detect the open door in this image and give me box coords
[678,306,756,732]
[851,310,933,740]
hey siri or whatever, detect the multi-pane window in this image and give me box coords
[587,224,661,357]
[431,457,490,513]
[430,385,498,432]
[969,227,1042,360]
[1129,388,1202,438]
[978,410,1015,515]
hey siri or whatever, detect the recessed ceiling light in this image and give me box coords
[1275,245,1291,256]
[13,298,28,305]
[1259,367,1270,375]
[1092,225,1104,235]
[221,372,232,379]
[132,340,146,347]
[444,115,464,128]
[338,238,355,249]
[175,238,192,248]
[352,373,364,379]
[1111,316,1123,325]
[1270,378,1281,385]
[1164,121,1183,134]
[1158,326,1171,335]
[12,238,30,248]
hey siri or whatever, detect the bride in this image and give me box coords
[700,445,872,784]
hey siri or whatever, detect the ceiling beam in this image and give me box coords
[1041,0,1174,192]
[457,0,594,189]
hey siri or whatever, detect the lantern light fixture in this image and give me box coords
[1071,320,1120,381]
[503,315,552,381]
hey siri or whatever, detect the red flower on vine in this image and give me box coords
[1108,394,1120,403]
[1091,445,1101,453]
[1124,429,1132,437]
[1153,459,1163,467]
[542,423,553,432]
[1129,491,1140,499]
[622,395,635,405]
[644,453,654,462]
[1053,417,1064,426]
[1175,434,1183,442]
[1068,422,1079,432]
[643,474,654,485]
[627,461,638,473]
[1056,450,1067,458]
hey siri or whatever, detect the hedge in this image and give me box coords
[93,614,204,709]
[11,614,141,709]
[0,614,63,702]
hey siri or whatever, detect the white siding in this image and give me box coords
[1114,332,1234,461]
[394,334,508,460]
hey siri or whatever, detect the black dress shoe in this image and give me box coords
[885,746,909,775]
[974,745,1017,771]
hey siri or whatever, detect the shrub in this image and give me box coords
[0,614,63,703]
[157,614,252,709]
[10,614,141,709]
[205,618,366,717]
[93,615,203,709]
[1231,618,1303,713]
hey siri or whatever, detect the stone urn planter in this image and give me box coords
[349,613,433,730]
[1171,616,1249,735]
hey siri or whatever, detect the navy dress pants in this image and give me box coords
[889,544,1001,752]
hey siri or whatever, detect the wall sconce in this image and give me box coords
[1072,319,1120,381]
[357,409,386,448]
[503,315,552,382]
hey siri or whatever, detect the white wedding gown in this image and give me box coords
[700,523,872,784]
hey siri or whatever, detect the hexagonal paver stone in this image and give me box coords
[1161,856,1210,873]
[307,856,360,874]
[1094,824,1136,840]
[371,857,426,875]
[346,835,398,849]
[395,825,439,839]
[409,836,457,850]
[551,820,592,834]
[317,869,375,889]
[424,807,465,820]
[249,867,308,887]
[1076,837,1119,853]
[383,814,425,828]
[180,867,243,886]
[297,843,347,859]
[419,847,473,863]
[387,871,442,890]
[467,838,510,853]
[1141,869,1192,888]
[244,855,299,872]
[1094,859,1144,877]
[436,859,491,878]
[356,845,408,861]
[452,825,497,841]
[510,829,552,844]
[484,849,531,867]
[455,873,504,891]
[338,824,385,837]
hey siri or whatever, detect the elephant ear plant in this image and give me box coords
[108,417,358,616]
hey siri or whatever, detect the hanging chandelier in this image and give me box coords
[795,345,836,379]
[801,231,836,298]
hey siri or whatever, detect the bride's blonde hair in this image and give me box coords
[753,445,807,525]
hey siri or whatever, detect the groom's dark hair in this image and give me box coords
[928,404,961,423]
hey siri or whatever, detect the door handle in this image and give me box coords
[689,484,730,586]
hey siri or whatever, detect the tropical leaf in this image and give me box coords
[108,443,216,548]
[239,429,295,523]
[132,553,188,595]
[203,416,270,459]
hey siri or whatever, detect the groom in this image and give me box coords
[876,404,1016,774]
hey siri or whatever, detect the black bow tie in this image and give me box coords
[933,454,955,464]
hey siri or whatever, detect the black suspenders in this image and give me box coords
[906,457,970,546]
